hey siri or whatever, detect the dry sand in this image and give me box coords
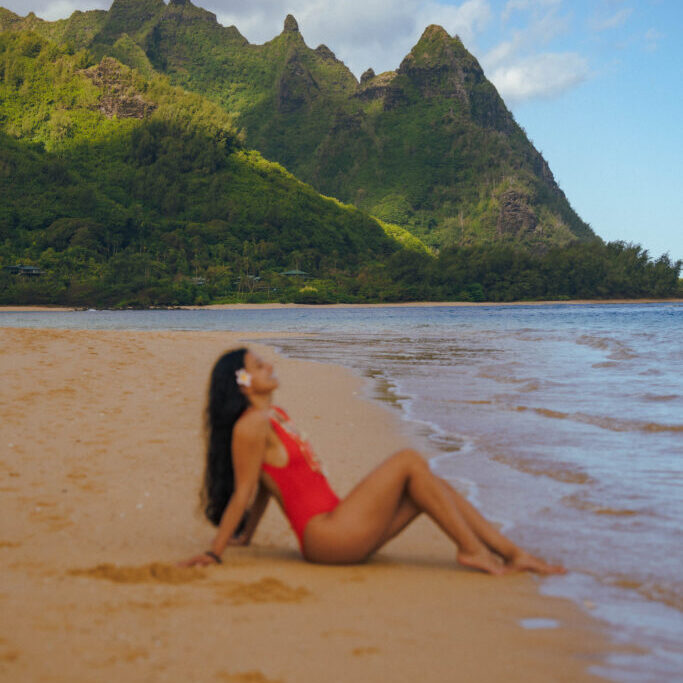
[0,327,619,682]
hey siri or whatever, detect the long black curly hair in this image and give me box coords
[201,348,250,529]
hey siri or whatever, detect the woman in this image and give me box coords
[180,348,565,575]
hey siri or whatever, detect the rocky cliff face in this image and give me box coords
[277,51,321,113]
[82,57,156,119]
[497,190,539,238]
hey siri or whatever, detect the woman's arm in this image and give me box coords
[229,484,271,546]
[179,410,268,567]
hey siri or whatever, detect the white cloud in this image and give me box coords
[3,1,110,20]
[644,27,662,52]
[589,7,633,32]
[487,52,588,103]
[41,1,96,21]
[486,0,570,72]
[415,0,492,46]
[483,0,587,103]
[502,0,561,23]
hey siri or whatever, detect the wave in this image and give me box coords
[561,493,641,517]
[491,452,595,484]
[641,393,679,402]
[605,575,683,612]
[477,370,538,384]
[513,405,683,434]
[448,398,682,433]
[575,334,639,360]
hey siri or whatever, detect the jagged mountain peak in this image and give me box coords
[163,0,218,24]
[0,7,20,28]
[403,23,472,68]
[315,44,337,61]
[283,14,299,32]
[104,0,165,29]
[360,68,375,85]
[421,24,451,40]
[109,0,165,11]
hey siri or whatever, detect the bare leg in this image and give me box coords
[368,493,421,553]
[304,449,507,574]
[363,475,564,574]
[437,479,565,574]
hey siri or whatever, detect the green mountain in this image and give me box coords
[1,1,594,250]
[0,30,422,306]
[14,0,592,250]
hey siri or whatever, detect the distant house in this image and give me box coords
[3,264,43,277]
[233,275,270,293]
[279,269,310,278]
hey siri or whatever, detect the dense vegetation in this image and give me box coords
[380,241,681,302]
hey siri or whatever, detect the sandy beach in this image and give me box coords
[0,327,618,682]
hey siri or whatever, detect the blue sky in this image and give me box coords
[5,0,682,262]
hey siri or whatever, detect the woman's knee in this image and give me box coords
[391,448,429,473]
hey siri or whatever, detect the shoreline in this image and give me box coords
[0,297,681,313]
[0,326,618,681]
[182,298,683,309]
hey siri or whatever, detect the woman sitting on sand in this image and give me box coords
[181,348,565,575]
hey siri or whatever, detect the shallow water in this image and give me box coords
[2,303,681,681]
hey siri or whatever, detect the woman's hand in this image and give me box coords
[177,552,220,568]
[227,532,249,547]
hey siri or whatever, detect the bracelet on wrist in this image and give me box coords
[204,550,222,564]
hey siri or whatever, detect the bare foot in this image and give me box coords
[458,550,509,576]
[506,551,566,575]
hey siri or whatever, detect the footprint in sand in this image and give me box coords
[322,628,362,638]
[66,470,104,493]
[217,577,310,605]
[217,671,283,683]
[69,562,206,584]
[0,649,20,665]
[102,647,149,664]
[28,500,74,531]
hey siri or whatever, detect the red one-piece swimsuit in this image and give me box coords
[262,406,340,552]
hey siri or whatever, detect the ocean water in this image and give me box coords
[2,303,681,681]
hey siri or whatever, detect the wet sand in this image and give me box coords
[0,327,618,682]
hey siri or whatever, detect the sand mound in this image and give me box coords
[217,672,282,683]
[69,562,206,584]
[218,577,310,605]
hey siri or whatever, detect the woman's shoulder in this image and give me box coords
[234,407,271,436]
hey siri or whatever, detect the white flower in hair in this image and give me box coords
[235,369,252,387]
